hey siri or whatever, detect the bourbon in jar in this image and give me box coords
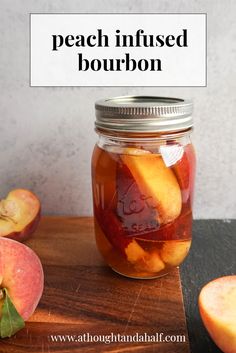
[92,96,196,279]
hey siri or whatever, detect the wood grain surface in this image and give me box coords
[0,217,190,353]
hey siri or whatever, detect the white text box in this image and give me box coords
[30,14,206,87]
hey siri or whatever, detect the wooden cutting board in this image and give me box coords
[1,217,190,353]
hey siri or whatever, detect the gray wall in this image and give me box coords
[0,0,235,219]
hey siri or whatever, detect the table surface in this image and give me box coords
[180,219,236,353]
[1,217,190,353]
[1,218,235,353]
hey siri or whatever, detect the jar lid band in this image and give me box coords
[95,96,193,133]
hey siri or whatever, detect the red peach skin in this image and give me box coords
[0,237,44,321]
[172,144,196,205]
[95,209,165,273]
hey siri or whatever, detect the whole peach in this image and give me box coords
[0,237,44,321]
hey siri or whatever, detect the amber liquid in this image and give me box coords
[92,143,195,279]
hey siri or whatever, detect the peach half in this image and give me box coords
[0,237,44,336]
[0,189,41,242]
[121,148,182,224]
[199,276,236,353]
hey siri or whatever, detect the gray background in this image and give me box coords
[0,0,235,219]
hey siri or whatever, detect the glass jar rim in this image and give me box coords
[95,95,193,133]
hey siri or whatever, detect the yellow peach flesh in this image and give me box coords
[125,239,165,274]
[125,240,146,263]
[121,148,182,224]
[142,251,165,273]
[0,189,40,237]
[199,276,236,353]
[160,240,191,266]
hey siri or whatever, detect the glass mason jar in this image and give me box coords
[92,96,196,279]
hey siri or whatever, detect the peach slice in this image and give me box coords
[96,209,165,273]
[133,207,192,242]
[0,237,44,335]
[92,146,117,210]
[172,144,196,204]
[0,189,41,242]
[95,208,148,266]
[125,240,146,264]
[116,155,159,237]
[121,148,182,224]
[173,144,196,190]
[160,240,191,266]
[136,251,165,273]
[199,276,236,353]
[126,244,165,274]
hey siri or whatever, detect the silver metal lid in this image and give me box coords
[95,96,193,133]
